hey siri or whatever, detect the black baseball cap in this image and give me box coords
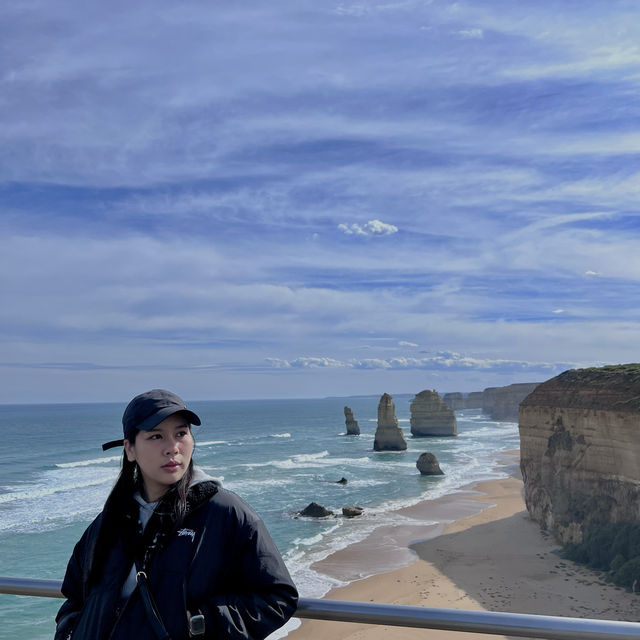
[102,389,202,451]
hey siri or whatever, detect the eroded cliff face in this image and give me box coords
[442,392,465,411]
[519,365,640,544]
[484,383,540,421]
[465,391,484,409]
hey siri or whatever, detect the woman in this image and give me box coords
[55,389,298,640]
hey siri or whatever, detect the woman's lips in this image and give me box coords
[162,461,180,471]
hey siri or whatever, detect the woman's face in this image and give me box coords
[124,413,194,502]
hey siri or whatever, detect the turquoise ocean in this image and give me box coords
[0,396,519,639]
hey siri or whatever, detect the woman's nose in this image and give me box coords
[165,438,179,454]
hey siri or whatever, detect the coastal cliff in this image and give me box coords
[465,391,484,409]
[442,392,465,410]
[519,364,640,544]
[484,382,540,421]
[436,384,539,417]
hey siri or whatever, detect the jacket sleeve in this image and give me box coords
[54,517,99,640]
[199,508,299,640]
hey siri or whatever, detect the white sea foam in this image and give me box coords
[197,440,229,447]
[282,506,438,598]
[0,468,116,505]
[223,477,296,492]
[240,450,332,470]
[0,466,116,532]
[55,455,121,468]
[270,433,291,438]
[346,478,387,488]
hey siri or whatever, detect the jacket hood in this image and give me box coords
[190,465,222,489]
[186,465,221,512]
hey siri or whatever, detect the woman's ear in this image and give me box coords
[123,439,136,462]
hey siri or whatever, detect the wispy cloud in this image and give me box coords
[265,351,574,374]
[338,219,399,236]
[1,0,639,402]
[457,28,483,39]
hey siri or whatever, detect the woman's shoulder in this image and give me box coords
[187,467,263,525]
[194,484,262,527]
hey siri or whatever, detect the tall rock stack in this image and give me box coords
[443,392,465,410]
[373,393,407,451]
[343,406,360,435]
[410,390,457,436]
[519,364,640,544]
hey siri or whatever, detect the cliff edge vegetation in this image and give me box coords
[563,521,640,591]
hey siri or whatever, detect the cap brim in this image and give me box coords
[102,439,125,451]
[102,407,202,451]
[136,407,202,432]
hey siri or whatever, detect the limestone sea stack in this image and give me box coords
[519,364,640,544]
[416,452,444,475]
[443,392,465,410]
[373,393,407,451]
[344,406,360,435]
[410,390,457,437]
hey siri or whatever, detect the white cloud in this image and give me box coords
[338,219,398,236]
[264,357,346,369]
[552,309,565,314]
[457,28,483,39]
[266,351,571,373]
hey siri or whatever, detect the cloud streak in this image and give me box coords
[265,352,576,374]
[338,220,399,236]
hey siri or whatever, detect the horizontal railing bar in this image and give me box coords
[2,576,639,640]
[295,598,640,640]
[0,576,64,599]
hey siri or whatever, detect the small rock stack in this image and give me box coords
[416,452,444,475]
[344,406,360,435]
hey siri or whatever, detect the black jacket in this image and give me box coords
[55,475,298,640]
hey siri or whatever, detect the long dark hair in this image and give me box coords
[89,428,195,584]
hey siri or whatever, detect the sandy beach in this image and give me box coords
[288,453,640,640]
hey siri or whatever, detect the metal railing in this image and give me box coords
[2,576,640,640]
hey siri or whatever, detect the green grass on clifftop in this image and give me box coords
[557,364,640,386]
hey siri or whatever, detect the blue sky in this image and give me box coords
[1,1,639,403]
